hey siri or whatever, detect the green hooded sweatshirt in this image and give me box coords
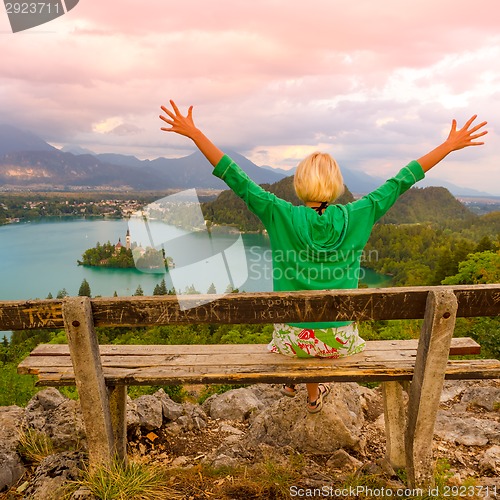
[212,155,425,328]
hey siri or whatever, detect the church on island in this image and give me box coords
[79,229,174,270]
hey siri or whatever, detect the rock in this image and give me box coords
[355,458,396,479]
[435,412,500,446]
[170,456,190,468]
[219,423,244,435]
[210,453,240,469]
[22,451,86,500]
[154,389,184,421]
[245,383,364,454]
[127,394,163,431]
[440,380,469,403]
[460,387,500,412]
[202,387,265,421]
[23,388,86,449]
[176,403,207,431]
[0,405,26,491]
[326,449,362,471]
[478,445,500,474]
[358,385,384,422]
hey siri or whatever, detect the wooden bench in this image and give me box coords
[2,284,500,489]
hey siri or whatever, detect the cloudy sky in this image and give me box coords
[1,0,499,194]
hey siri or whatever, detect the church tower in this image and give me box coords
[126,229,131,250]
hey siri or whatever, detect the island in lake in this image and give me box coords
[78,229,174,270]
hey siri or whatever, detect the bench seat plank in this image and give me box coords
[25,337,481,357]
[18,338,500,386]
[18,359,500,386]
[16,338,482,369]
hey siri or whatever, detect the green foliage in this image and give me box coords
[78,241,135,268]
[364,223,477,286]
[0,363,40,406]
[442,250,500,285]
[127,385,187,403]
[153,278,168,295]
[78,278,92,297]
[454,317,500,359]
[379,186,476,226]
[359,320,421,341]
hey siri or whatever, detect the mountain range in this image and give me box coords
[0,124,491,196]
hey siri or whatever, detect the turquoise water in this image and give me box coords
[0,218,391,336]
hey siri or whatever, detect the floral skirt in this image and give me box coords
[268,323,365,359]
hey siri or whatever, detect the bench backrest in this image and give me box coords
[1,284,499,332]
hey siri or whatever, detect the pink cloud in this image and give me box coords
[0,0,498,193]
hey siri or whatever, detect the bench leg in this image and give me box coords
[108,385,128,464]
[382,381,407,470]
[405,289,457,489]
[63,297,115,469]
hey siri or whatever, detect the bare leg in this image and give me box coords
[306,383,319,403]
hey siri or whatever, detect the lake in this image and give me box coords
[0,218,391,335]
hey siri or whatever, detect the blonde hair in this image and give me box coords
[293,152,344,203]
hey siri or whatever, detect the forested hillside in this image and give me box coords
[378,186,475,225]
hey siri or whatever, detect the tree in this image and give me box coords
[475,235,495,253]
[78,278,92,297]
[442,251,500,285]
[56,288,68,299]
[153,278,168,295]
[207,283,217,294]
[46,292,53,299]
[134,285,144,296]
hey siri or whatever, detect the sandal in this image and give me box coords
[281,384,297,397]
[307,384,331,414]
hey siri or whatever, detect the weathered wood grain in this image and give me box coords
[18,339,500,387]
[2,284,499,331]
[383,381,407,469]
[405,289,457,488]
[20,358,500,387]
[24,337,481,357]
[63,297,115,468]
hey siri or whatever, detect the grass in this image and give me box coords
[64,459,182,500]
[17,427,56,465]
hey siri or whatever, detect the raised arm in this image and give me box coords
[417,115,488,172]
[159,100,223,167]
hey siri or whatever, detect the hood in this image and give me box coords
[293,204,348,253]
